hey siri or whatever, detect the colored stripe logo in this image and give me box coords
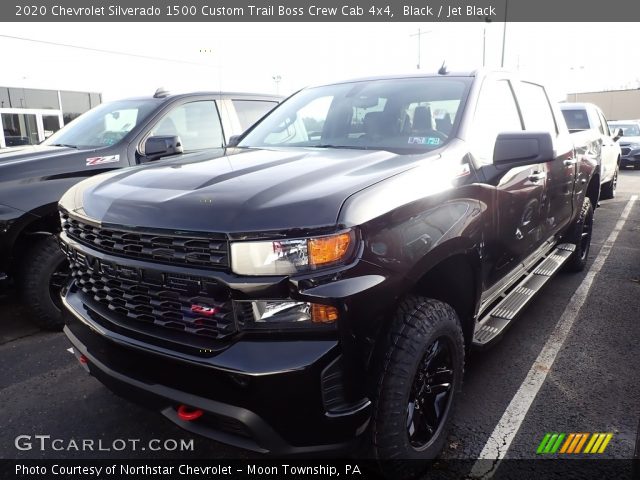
[537,433,613,454]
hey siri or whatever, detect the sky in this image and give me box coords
[0,22,639,102]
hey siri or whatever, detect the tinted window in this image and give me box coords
[23,88,60,110]
[8,88,27,108]
[239,77,471,154]
[0,88,9,109]
[42,115,62,138]
[232,100,278,130]
[2,113,38,145]
[561,109,590,130]
[517,82,557,133]
[90,93,102,109]
[60,91,92,124]
[150,101,224,151]
[470,79,523,164]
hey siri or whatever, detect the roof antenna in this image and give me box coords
[438,61,448,75]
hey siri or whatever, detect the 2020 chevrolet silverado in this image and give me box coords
[560,102,621,199]
[0,90,280,329]
[59,71,600,474]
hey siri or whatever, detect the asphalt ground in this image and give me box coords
[1,171,639,477]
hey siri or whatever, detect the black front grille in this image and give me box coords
[60,212,229,270]
[66,246,237,341]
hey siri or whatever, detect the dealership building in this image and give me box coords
[0,86,101,148]
[567,88,640,120]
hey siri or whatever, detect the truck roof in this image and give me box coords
[559,102,598,110]
[117,91,283,103]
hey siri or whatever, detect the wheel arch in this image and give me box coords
[408,246,481,347]
[7,203,60,275]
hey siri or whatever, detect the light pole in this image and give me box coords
[409,28,432,70]
[272,75,282,95]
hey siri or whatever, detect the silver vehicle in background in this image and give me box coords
[608,119,640,169]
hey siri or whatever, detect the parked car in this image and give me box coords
[59,71,599,477]
[608,119,640,169]
[0,89,281,329]
[560,102,621,199]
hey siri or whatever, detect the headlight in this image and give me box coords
[230,230,355,276]
[235,300,338,329]
[628,143,640,149]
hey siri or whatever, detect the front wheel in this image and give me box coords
[369,296,464,477]
[564,197,594,272]
[20,235,69,330]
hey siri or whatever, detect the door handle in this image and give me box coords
[563,159,577,166]
[528,171,546,182]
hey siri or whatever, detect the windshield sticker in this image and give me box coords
[86,155,120,166]
[408,137,441,145]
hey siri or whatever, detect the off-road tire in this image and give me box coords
[369,296,465,478]
[564,197,594,272]
[20,235,68,330]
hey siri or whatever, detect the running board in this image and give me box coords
[472,243,575,348]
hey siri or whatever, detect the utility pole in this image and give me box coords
[409,28,432,70]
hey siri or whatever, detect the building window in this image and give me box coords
[60,91,91,124]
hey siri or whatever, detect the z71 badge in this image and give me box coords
[86,155,120,166]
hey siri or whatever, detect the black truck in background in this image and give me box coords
[0,90,280,328]
[59,71,600,476]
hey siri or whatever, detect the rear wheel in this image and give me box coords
[20,235,69,330]
[564,197,594,272]
[369,296,464,478]
[600,167,618,200]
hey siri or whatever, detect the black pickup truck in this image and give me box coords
[0,90,280,328]
[59,71,600,475]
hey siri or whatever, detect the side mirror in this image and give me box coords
[612,128,623,142]
[227,135,241,147]
[493,131,554,169]
[143,135,183,161]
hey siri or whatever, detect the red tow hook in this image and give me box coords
[78,354,88,364]
[177,405,204,421]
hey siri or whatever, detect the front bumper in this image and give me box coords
[58,231,395,455]
[63,290,371,454]
[620,147,640,167]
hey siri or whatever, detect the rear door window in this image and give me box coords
[150,101,224,151]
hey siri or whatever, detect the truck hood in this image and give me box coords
[618,136,640,145]
[65,147,428,234]
[0,144,78,164]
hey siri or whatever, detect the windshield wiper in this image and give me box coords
[49,143,79,149]
[311,144,373,150]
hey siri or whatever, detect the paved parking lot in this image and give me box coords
[1,171,639,471]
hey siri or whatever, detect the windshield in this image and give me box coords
[609,123,640,136]
[43,99,160,149]
[239,77,471,154]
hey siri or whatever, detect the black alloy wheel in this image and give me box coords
[406,337,455,449]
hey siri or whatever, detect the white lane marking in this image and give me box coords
[66,347,74,355]
[471,195,638,478]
